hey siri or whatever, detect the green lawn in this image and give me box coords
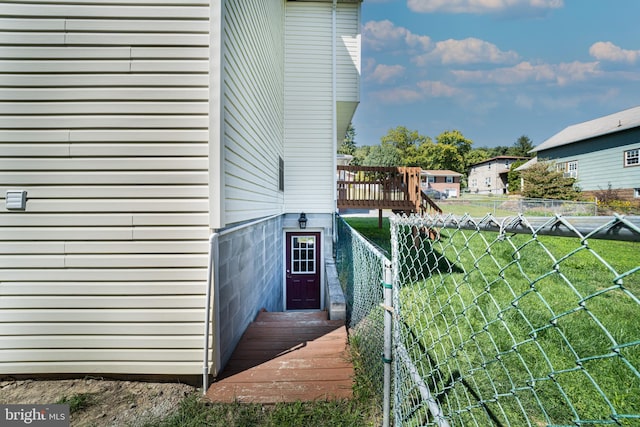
[347,216,640,426]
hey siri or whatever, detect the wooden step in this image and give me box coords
[206,310,353,404]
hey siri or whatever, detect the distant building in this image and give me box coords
[522,106,640,200]
[420,170,463,198]
[467,156,529,195]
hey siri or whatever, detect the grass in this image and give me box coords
[56,393,96,413]
[142,396,374,427]
[346,216,640,426]
[343,216,391,255]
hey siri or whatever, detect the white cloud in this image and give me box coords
[371,87,424,104]
[363,20,431,51]
[415,37,519,65]
[451,60,600,86]
[416,80,461,97]
[367,64,406,83]
[589,41,640,64]
[407,0,563,14]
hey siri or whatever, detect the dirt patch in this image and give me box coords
[0,378,196,426]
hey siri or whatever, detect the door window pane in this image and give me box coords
[291,236,316,274]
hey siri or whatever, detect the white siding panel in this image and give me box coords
[0,269,206,282]
[0,88,208,101]
[0,282,204,295]
[221,0,285,225]
[0,186,208,198]
[0,363,202,376]
[284,3,335,213]
[0,351,203,364]
[0,309,204,323]
[2,336,202,349]
[0,158,207,170]
[3,323,204,336]
[1,0,211,376]
[1,74,210,87]
[0,102,208,115]
[0,172,208,185]
[0,115,208,129]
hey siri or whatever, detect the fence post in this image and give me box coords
[383,260,393,427]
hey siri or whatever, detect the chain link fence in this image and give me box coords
[440,198,598,216]
[335,217,387,413]
[338,213,640,426]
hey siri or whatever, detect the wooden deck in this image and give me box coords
[337,165,442,214]
[205,311,354,404]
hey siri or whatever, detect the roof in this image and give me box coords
[514,157,537,172]
[421,169,463,177]
[469,156,529,167]
[532,105,640,153]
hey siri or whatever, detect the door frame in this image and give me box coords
[282,227,324,311]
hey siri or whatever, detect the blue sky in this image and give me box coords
[351,0,640,149]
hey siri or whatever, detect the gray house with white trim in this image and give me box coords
[527,106,640,200]
[0,0,361,383]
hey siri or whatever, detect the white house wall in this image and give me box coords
[0,0,210,376]
[221,0,285,226]
[284,2,360,214]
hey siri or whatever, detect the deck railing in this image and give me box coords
[337,166,441,214]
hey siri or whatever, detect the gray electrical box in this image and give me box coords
[6,191,27,210]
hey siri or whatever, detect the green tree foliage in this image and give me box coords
[380,125,429,153]
[520,161,581,200]
[430,130,473,173]
[464,148,492,169]
[362,141,402,167]
[338,123,357,155]
[507,159,527,193]
[351,145,370,166]
[511,135,534,157]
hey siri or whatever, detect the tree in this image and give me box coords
[520,161,581,200]
[436,130,472,158]
[338,123,356,155]
[507,159,527,193]
[431,130,473,173]
[351,145,370,166]
[380,126,429,155]
[510,135,534,157]
[464,148,491,170]
[362,142,402,167]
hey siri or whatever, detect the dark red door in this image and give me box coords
[286,232,321,310]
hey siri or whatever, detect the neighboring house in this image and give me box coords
[467,156,528,195]
[523,106,640,200]
[420,170,463,198]
[0,0,361,384]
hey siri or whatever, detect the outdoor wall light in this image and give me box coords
[298,212,307,229]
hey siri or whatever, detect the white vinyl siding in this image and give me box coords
[284,2,360,213]
[285,2,334,213]
[221,0,285,225]
[0,0,210,376]
[336,4,360,103]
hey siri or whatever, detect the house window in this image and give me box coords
[445,176,454,183]
[470,178,477,187]
[278,156,285,191]
[485,177,492,186]
[625,149,639,167]
[427,176,436,183]
[634,188,640,198]
[558,161,578,178]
